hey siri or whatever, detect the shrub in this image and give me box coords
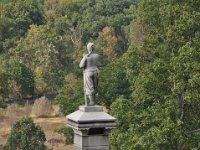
[32,96,53,117]
[55,127,73,145]
[3,117,46,150]
[0,101,7,108]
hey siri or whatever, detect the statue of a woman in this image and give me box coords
[79,43,99,106]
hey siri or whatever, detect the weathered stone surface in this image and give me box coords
[79,43,99,106]
[67,105,115,124]
[66,105,116,150]
[79,105,103,112]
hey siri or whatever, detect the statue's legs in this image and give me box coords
[84,71,98,106]
[85,94,95,106]
[88,94,95,106]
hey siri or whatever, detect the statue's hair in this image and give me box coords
[87,43,94,53]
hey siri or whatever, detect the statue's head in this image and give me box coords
[87,43,94,53]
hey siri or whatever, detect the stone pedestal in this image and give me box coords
[67,105,116,150]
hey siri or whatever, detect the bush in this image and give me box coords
[3,117,46,150]
[55,127,73,145]
[32,96,53,117]
[0,101,7,108]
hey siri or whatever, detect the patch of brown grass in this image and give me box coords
[0,102,72,150]
[31,96,53,117]
[0,104,24,146]
[51,105,63,117]
[24,101,32,116]
[33,117,72,150]
[5,104,21,126]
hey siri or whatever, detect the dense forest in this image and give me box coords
[0,0,200,149]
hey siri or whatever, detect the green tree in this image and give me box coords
[110,42,174,150]
[11,25,62,93]
[0,0,44,52]
[55,73,83,115]
[109,96,134,150]
[44,0,135,62]
[7,59,34,98]
[110,0,200,149]
[98,57,131,107]
[0,17,13,53]
[0,72,9,108]
[3,117,46,150]
[0,55,9,101]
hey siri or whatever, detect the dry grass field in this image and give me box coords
[0,101,73,150]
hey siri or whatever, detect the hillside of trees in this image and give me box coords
[0,0,200,149]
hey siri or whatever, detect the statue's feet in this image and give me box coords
[85,100,94,106]
[87,95,95,106]
[88,100,95,106]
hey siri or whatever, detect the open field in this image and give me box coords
[0,103,73,150]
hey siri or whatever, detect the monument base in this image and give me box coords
[74,145,109,150]
[67,105,116,150]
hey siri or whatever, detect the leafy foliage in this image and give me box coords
[109,0,200,149]
[7,59,35,98]
[98,58,131,107]
[0,68,9,101]
[55,127,73,145]
[0,0,44,52]
[3,117,46,150]
[55,74,83,115]
[0,0,200,149]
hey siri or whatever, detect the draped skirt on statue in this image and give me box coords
[83,70,98,96]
